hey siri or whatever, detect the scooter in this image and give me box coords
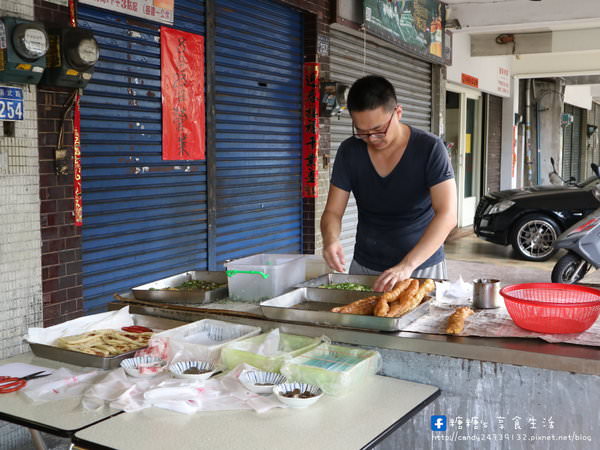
[551,181,600,284]
[549,157,577,186]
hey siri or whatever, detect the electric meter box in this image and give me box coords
[0,17,48,85]
[40,27,99,89]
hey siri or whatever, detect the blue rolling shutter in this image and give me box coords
[78,2,207,313]
[212,0,303,268]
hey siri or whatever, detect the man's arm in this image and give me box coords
[373,179,457,291]
[320,184,351,272]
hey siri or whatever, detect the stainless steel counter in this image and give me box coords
[112,302,600,376]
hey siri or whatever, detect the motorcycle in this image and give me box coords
[551,174,600,283]
[549,156,577,186]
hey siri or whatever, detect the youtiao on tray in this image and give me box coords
[331,278,435,318]
[55,329,153,357]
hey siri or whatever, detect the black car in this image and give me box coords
[474,170,600,261]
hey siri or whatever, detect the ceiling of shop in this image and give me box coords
[444,0,600,102]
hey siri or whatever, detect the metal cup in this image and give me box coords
[472,279,501,309]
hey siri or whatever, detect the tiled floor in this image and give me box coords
[444,228,600,285]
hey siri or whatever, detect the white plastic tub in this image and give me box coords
[225,253,305,301]
[154,319,261,363]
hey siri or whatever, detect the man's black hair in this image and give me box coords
[347,75,397,113]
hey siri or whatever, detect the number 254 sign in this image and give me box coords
[0,86,24,121]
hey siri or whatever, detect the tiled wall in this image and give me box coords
[0,1,42,447]
[0,0,42,357]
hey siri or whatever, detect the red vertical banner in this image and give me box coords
[160,27,205,160]
[70,0,83,226]
[302,63,320,198]
[73,101,83,226]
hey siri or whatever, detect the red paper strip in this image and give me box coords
[70,0,83,226]
[302,63,320,198]
[160,27,205,160]
[73,96,82,226]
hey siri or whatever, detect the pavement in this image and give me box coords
[445,229,600,285]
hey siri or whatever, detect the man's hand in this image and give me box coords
[373,264,413,292]
[323,241,346,272]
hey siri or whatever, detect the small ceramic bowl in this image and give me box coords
[120,356,167,378]
[273,382,323,408]
[239,370,287,394]
[169,361,216,380]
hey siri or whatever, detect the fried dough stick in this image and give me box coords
[446,307,474,334]
[374,279,412,317]
[331,295,380,315]
[386,279,435,318]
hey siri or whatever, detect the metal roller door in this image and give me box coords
[562,104,584,182]
[329,27,432,263]
[212,0,303,268]
[78,2,207,313]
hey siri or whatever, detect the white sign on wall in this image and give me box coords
[79,0,174,25]
[497,67,510,96]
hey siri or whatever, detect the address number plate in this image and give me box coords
[0,86,24,121]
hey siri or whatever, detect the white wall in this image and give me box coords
[564,85,593,110]
[447,33,513,98]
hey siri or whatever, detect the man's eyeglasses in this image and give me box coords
[352,109,397,140]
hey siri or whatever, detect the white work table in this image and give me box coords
[73,375,439,450]
[0,353,120,437]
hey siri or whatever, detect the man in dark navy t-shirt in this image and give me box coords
[320,75,457,292]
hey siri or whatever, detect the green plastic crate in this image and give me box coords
[220,332,322,373]
[280,343,381,396]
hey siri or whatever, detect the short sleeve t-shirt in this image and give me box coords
[331,126,454,272]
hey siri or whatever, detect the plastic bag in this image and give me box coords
[20,368,101,403]
[280,343,381,396]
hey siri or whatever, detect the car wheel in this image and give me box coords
[551,252,590,283]
[510,214,559,261]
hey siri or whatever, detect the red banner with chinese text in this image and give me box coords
[302,63,320,198]
[70,0,82,226]
[161,27,205,160]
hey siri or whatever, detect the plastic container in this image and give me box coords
[302,255,332,281]
[220,332,322,372]
[225,254,305,301]
[280,343,381,396]
[154,319,261,363]
[500,283,600,334]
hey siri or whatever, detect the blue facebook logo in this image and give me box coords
[431,415,447,431]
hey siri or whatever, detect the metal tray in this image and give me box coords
[27,314,185,369]
[295,273,380,289]
[260,287,431,332]
[131,271,228,304]
[296,273,444,290]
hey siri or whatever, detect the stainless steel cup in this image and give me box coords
[472,278,501,309]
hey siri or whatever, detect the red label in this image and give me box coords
[461,73,479,88]
[302,63,320,198]
[161,27,205,160]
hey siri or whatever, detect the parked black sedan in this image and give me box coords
[474,172,600,261]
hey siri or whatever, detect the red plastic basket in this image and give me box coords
[500,283,600,334]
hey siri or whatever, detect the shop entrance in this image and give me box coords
[445,87,482,227]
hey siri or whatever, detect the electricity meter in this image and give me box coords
[40,27,99,89]
[0,17,48,84]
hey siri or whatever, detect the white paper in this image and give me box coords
[404,296,600,346]
[25,306,135,345]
